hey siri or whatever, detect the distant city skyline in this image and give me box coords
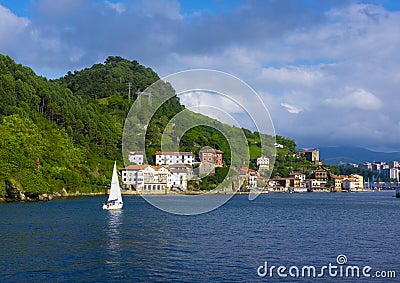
[1,0,400,152]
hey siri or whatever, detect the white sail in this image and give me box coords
[103,161,123,210]
[108,161,122,202]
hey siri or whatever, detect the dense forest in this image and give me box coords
[0,54,317,201]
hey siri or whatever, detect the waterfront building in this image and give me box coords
[305,179,321,191]
[269,177,301,191]
[288,171,306,186]
[238,167,258,188]
[268,178,287,192]
[168,164,193,191]
[331,175,346,192]
[121,164,172,191]
[310,167,328,186]
[342,178,358,191]
[155,151,194,166]
[351,174,364,189]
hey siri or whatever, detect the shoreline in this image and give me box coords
[1,188,396,203]
[119,189,394,196]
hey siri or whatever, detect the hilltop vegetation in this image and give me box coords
[0,54,316,200]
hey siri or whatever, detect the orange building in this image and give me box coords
[199,148,224,167]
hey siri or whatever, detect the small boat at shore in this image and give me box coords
[102,162,123,210]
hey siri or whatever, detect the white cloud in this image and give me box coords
[0,5,30,50]
[140,0,183,20]
[106,1,126,14]
[323,87,383,110]
[34,0,86,18]
[1,1,400,150]
[257,66,328,91]
[176,90,246,127]
[281,103,304,114]
[178,90,244,114]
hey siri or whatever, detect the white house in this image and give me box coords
[257,156,270,170]
[155,151,194,166]
[128,151,145,165]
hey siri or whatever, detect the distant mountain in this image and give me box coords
[319,146,400,165]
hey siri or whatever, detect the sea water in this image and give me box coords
[0,191,399,282]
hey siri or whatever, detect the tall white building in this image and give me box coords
[372,163,381,172]
[359,162,372,170]
[155,151,194,166]
[382,168,399,181]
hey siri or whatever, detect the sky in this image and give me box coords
[1,0,400,152]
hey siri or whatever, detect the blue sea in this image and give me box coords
[0,191,399,282]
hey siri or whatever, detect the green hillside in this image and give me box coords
[0,54,314,200]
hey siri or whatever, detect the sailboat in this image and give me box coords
[102,161,123,210]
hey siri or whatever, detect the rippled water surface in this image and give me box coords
[0,191,399,282]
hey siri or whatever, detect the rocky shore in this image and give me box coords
[0,184,105,202]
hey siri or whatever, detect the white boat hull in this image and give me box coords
[102,202,123,210]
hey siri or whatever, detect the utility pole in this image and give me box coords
[147,91,152,106]
[137,88,141,107]
[127,82,132,102]
[136,89,152,106]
